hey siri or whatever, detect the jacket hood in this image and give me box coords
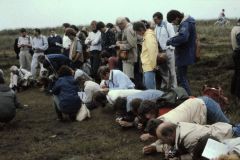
[0,84,11,92]
[181,15,196,25]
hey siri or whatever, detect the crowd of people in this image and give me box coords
[1,9,240,159]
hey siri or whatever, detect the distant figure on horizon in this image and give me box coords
[215,9,229,26]
[219,9,226,21]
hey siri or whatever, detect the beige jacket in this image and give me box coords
[158,98,207,125]
[175,122,233,154]
[231,25,240,50]
[119,23,138,63]
[152,98,207,152]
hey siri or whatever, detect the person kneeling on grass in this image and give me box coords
[0,72,20,123]
[113,89,164,128]
[9,65,33,92]
[52,65,81,121]
[76,75,101,110]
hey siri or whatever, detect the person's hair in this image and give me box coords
[113,97,127,112]
[98,66,110,79]
[34,28,41,34]
[116,17,127,25]
[133,21,146,32]
[38,55,46,63]
[58,65,73,77]
[138,100,157,118]
[96,21,105,30]
[167,10,184,23]
[76,76,88,89]
[141,20,150,29]
[92,91,107,108]
[63,23,70,28]
[106,23,114,29]
[65,28,77,37]
[130,98,143,114]
[70,25,79,32]
[153,12,163,20]
[192,135,219,160]
[145,119,163,137]
[20,28,26,33]
[91,20,97,26]
[125,17,131,23]
[160,123,177,137]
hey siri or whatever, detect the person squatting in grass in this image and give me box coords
[52,65,81,121]
[0,70,20,123]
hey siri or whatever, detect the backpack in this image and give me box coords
[156,87,189,108]
[202,85,229,110]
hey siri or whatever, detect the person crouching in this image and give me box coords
[52,65,81,121]
[9,65,33,92]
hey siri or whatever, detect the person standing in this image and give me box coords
[66,28,84,70]
[18,28,32,71]
[31,28,48,79]
[116,17,138,80]
[45,29,62,54]
[62,23,72,57]
[166,10,196,95]
[97,21,116,57]
[85,21,102,82]
[133,21,157,89]
[153,12,177,89]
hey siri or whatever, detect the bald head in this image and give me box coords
[156,122,177,145]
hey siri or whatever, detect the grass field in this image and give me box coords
[0,20,239,160]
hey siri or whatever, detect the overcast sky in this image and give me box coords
[0,0,239,30]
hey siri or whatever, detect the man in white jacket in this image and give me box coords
[85,21,102,82]
[153,12,177,89]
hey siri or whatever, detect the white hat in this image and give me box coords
[10,65,18,72]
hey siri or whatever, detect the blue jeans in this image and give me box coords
[199,96,230,124]
[177,66,191,95]
[143,71,156,89]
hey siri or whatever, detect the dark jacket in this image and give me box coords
[45,35,62,54]
[167,16,196,67]
[44,54,71,72]
[101,29,116,56]
[52,76,81,114]
[0,84,17,122]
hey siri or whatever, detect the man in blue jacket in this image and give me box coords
[166,10,196,95]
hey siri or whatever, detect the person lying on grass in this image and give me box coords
[112,89,164,128]
[140,96,230,155]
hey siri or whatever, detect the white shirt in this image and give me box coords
[85,31,102,51]
[84,81,101,103]
[18,36,32,51]
[106,89,142,104]
[62,34,71,49]
[32,35,48,51]
[155,21,175,50]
